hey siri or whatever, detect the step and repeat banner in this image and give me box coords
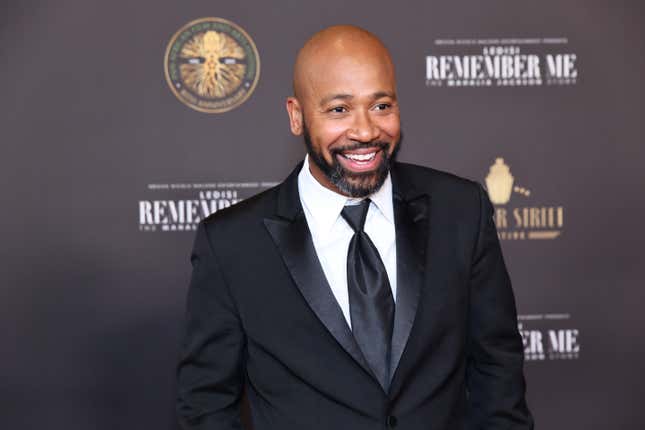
[2,0,643,429]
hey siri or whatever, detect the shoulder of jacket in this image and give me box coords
[394,161,482,195]
[200,184,280,232]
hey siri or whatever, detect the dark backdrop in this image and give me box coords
[2,0,644,428]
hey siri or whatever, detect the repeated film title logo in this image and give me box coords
[426,37,578,88]
[518,314,580,361]
[138,182,277,232]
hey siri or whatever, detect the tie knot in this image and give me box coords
[341,199,371,232]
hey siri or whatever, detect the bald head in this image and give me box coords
[292,25,395,100]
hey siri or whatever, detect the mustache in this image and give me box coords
[329,141,390,154]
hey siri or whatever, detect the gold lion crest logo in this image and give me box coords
[164,17,260,113]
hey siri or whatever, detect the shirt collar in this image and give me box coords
[366,167,394,224]
[297,155,394,235]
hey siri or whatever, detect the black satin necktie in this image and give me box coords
[342,199,395,390]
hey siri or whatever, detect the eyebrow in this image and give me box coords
[319,91,396,107]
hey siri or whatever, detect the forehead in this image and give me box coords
[302,52,396,102]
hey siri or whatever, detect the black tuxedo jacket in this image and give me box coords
[176,162,533,430]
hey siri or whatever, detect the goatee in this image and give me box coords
[303,123,400,198]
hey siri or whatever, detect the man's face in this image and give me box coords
[288,51,401,197]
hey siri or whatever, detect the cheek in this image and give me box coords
[377,115,401,139]
[312,123,348,152]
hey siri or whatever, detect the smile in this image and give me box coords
[341,151,377,162]
[336,147,384,172]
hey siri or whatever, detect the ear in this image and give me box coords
[286,97,303,136]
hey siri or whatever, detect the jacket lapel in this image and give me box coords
[263,165,375,380]
[389,164,430,384]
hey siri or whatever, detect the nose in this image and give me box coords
[346,109,379,142]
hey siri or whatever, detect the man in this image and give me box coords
[176,25,533,430]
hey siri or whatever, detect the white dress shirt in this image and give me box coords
[297,155,397,329]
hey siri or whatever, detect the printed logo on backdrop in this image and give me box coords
[164,17,260,113]
[518,314,580,361]
[138,181,277,232]
[485,158,564,240]
[426,37,577,88]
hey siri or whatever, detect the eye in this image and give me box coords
[328,106,348,113]
[373,103,391,111]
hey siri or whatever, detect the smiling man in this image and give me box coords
[177,25,533,430]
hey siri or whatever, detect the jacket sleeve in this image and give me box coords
[176,221,246,430]
[465,184,534,429]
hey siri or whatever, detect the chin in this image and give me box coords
[330,162,390,198]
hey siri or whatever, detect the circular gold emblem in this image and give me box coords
[164,17,260,113]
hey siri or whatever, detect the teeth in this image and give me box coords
[345,152,376,161]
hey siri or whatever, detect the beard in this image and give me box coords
[303,122,401,198]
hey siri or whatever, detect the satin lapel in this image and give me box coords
[262,166,374,379]
[389,170,430,384]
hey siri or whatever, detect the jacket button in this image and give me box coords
[387,415,398,428]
